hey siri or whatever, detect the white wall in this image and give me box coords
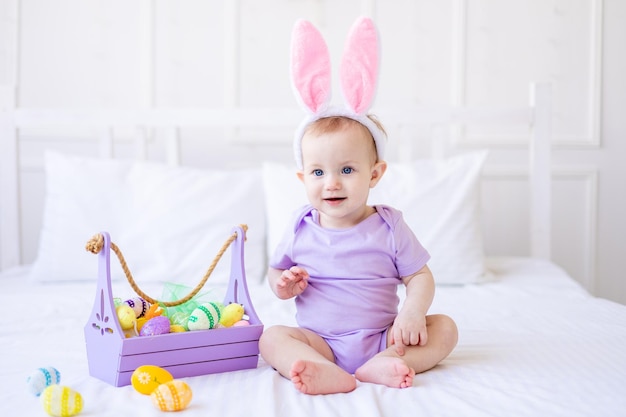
[1,0,624,304]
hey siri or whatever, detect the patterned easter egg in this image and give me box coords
[139,316,171,336]
[123,297,151,318]
[151,380,193,412]
[187,302,223,331]
[27,366,61,396]
[131,365,174,395]
[41,385,83,417]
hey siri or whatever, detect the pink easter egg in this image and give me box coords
[233,320,250,327]
[139,316,171,336]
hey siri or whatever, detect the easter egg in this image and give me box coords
[169,311,190,330]
[139,316,171,336]
[219,303,245,327]
[131,365,174,395]
[27,366,61,396]
[116,305,137,330]
[233,320,250,327]
[123,297,151,318]
[151,380,193,412]
[41,385,83,417]
[187,302,223,331]
[135,317,148,333]
[169,324,186,333]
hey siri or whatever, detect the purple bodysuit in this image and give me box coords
[270,204,430,373]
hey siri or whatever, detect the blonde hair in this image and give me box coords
[303,115,387,162]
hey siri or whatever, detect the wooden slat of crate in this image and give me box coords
[118,339,260,371]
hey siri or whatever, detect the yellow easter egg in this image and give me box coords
[169,324,186,333]
[219,303,245,327]
[116,305,136,330]
[41,385,83,417]
[131,365,174,395]
[135,317,148,332]
[151,380,193,412]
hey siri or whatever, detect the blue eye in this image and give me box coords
[313,169,324,177]
[341,167,353,174]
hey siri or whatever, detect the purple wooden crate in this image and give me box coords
[84,225,264,387]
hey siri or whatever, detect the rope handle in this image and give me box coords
[85,225,248,307]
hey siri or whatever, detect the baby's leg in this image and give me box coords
[355,314,458,388]
[259,325,356,394]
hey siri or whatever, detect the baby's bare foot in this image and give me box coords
[290,360,356,395]
[355,356,415,388]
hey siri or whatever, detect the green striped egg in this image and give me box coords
[187,302,223,330]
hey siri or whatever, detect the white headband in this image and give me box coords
[290,17,386,170]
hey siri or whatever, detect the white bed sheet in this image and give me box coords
[1,257,625,417]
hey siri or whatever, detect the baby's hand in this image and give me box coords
[275,266,309,299]
[390,308,428,356]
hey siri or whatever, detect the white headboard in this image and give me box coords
[0,83,551,271]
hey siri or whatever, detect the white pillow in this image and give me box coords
[262,151,489,285]
[30,152,267,286]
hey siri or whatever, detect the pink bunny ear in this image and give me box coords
[339,17,379,115]
[290,19,332,114]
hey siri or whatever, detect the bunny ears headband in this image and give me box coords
[291,17,386,169]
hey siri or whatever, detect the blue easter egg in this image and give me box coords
[27,366,61,396]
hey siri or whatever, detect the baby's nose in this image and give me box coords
[325,174,341,189]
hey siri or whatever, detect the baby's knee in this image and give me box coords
[259,325,305,351]
[429,314,459,349]
[259,325,284,353]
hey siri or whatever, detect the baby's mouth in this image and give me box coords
[324,197,346,203]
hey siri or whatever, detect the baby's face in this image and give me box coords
[297,123,384,229]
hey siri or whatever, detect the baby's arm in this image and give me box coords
[391,265,435,355]
[267,266,309,300]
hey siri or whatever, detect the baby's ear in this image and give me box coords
[370,161,387,187]
[296,170,305,183]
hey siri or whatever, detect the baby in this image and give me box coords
[258,17,458,395]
